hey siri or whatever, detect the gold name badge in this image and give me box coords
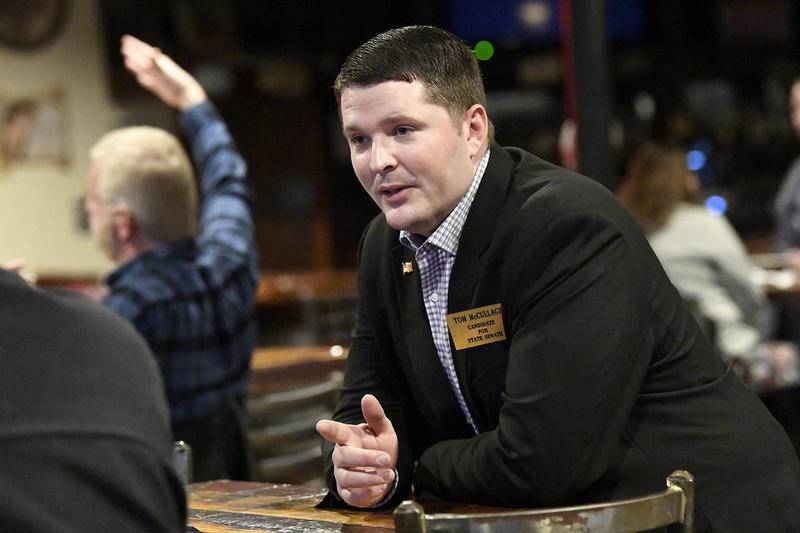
[446,303,506,350]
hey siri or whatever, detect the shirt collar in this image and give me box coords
[105,238,196,286]
[400,149,490,255]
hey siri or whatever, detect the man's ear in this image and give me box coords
[464,104,489,157]
[111,206,134,242]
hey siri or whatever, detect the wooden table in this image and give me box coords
[188,480,393,532]
[187,480,510,532]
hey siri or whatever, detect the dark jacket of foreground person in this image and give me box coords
[0,268,185,531]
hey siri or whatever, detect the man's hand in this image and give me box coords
[316,394,398,508]
[1,258,25,273]
[1,258,36,284]
[120,35,207,111]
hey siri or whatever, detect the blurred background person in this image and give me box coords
[619,143,799,391]
[775,77,800,258]
[770,77,800,357]
[0,265,185,531]
[84,35,258,482]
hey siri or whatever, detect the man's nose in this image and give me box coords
[369,138,397,176]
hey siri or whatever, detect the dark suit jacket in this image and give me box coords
[0,269,185,531]
[322,146,800,531]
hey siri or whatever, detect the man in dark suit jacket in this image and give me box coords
[316,26,800,531]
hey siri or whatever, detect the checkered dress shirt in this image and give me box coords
[399,150,490,434]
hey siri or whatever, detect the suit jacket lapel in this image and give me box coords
[448,147,515,428]
[391,243,472,437]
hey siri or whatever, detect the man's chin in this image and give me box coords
[382,207,409,228]
[383,213,431,236]
[385,218,408,232]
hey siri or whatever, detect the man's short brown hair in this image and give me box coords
[335,25,494,142]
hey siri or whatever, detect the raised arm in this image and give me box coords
[121,34,256,271]
[120,35,206,111]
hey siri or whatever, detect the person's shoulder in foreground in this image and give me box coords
[0,268,185,531]
[317,24,800,533]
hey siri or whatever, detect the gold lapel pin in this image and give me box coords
[402,261,413,275]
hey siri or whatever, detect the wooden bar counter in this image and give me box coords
[188,480,393,532]
[187,481,510,532]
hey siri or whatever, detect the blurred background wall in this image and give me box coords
[1,0,800,275]
[0,0,118,275]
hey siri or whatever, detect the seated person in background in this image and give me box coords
[618,143,799,391]
[0,267,185,531]
[84,36,258,481]
[775,76,800,257]
[315,26,800,532]
[771,76,800,347]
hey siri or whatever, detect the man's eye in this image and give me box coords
[395,127,413,136]
[350,135,366,146]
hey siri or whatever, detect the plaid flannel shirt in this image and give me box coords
[103,101,258,424]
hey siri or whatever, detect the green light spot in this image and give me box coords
[474,40,494,61]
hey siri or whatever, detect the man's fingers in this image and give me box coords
[121,44,153,67]
[361,394,394,436]
[122,35,184,81]
[121,34,155,59]
[121,34,148,49]
[334,465,395,490]
[154,53,183,74]
[333,455,394,509]
[316,419,362,446]
[120,41,153,61]
[339,485,391,508]
[122,60,157,83]
[122,52,154,71]
[121,51,159,81]
[332,441,392,469]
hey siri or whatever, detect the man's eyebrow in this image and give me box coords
[343,113,420,135]
[342,122,362,135]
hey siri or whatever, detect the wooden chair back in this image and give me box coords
[394,470,694,532]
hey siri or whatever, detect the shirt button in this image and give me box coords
[430,292,439,303]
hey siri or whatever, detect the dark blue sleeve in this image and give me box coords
[179,102,257,273]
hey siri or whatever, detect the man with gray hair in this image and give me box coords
[85,35,258,482]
